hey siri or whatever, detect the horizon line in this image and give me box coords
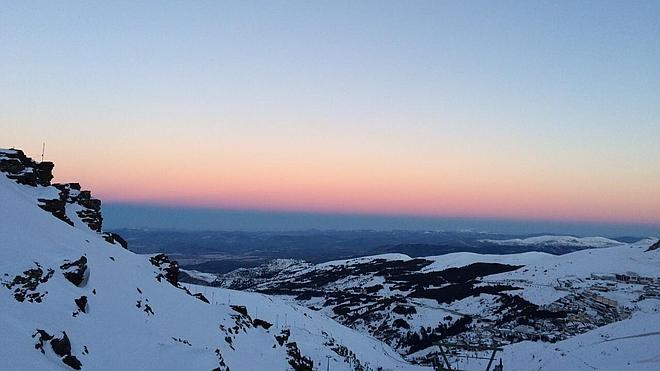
[104,200,660,229]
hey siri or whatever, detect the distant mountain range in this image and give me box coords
[112,228,654,274]
[480,235,628,248]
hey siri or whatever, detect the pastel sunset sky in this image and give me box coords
[2,1,659,230]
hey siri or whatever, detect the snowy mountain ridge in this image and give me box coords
[480,235,627,248]
[203,238,660,370]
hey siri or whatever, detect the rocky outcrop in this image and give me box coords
[192,292,210,303]
[3,263,54,303]
[33,330,82,370]
[285,341,314,371]
[40,183,103,233]
[38,197,74,226]
[74,295,88,314]
[252,318,273,330]
[1,147,128,249]
[647,240,660,252]
[102,232,128,249]
[0,149,53,186]
[60,256,88,287]
[150,254,180,286]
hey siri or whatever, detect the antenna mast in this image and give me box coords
[41,142,45,162]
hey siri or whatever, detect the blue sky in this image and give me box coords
[2,1,659,233]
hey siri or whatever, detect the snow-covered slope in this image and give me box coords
[209,238,660,369]
[205,259,313,290]
[481,235,625,248]
[456,307,660,371]
[0,149,424,371]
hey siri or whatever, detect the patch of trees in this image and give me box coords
[408,282,519,304]
[403,316,474,354]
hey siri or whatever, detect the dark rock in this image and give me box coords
[102,232,128,249]
[32,329,82,370]
[393,318,410,329]
[37,182,105,231]
[60,256,88,287]
[253,318,273,330]
[393,305,417,315]
[285,341,314,371]
[0,157,24,173]
[0,149,53,186]
[50,332,72,357]
[62,355,82,370]
[230,305,249,317]
[171,337,192,346]
[34,162,54,186]
[76,191,101,211]
[38,198,73,226]
[144,304,154,315]
[647,240,660,251]
[275,329,290,346]
[76,209,102,232]
[33,329,53,354]
[150,254,180,286]
[193,292,210,303]
[136,299,154,315]
[364,284,384,293]
[4,264,54,303]
[75,296,88,313]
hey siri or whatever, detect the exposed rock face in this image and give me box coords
[149,253,214,305]
[150,254,180,286]
[3,264,54,303]
[40,183,104,233]
[32,330,83,370]
[647,240,660,252]
[38,197,73,226]
[192,292,210,303]
[60,256,88,287]
[252,318,273,329]
[50,332,72,357]
[0,149,53,186]
[74,295,88,313]
[285,341,314,371]
[1,148,128,249]
[102,232,128,249]
[230,305,249,317]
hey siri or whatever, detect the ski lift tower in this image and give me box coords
[432,341,503,371]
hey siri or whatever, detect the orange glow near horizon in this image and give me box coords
[40,141,660,226]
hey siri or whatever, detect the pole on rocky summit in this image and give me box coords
[41,142,45,162]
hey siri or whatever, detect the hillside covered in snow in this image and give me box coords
[203,239,660,369]
[480,235,627,249]
[0,148,423,371]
